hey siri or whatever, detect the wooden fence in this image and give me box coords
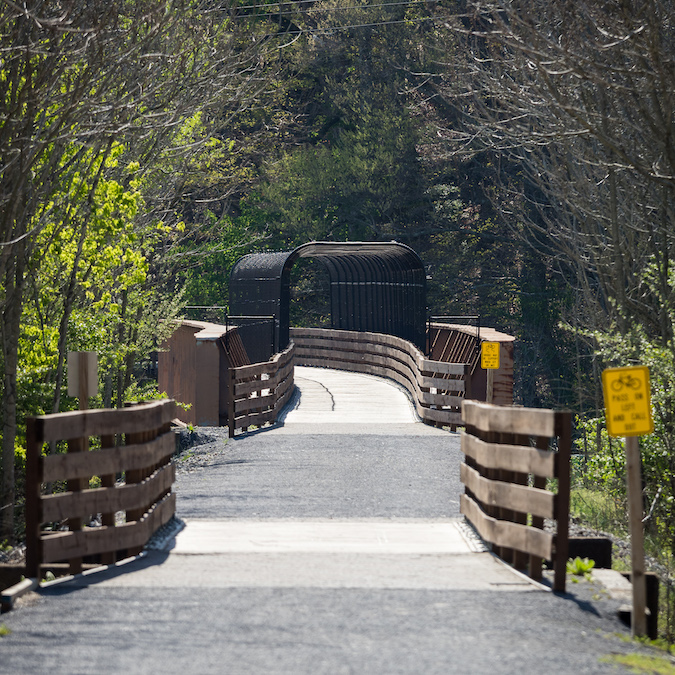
[228,342,295,436]
[460,400,571,592]
[25,399,176,579]
[291,327,470,427]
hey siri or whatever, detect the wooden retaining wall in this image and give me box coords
[290,327,470,427]
[158,321,250,427]
[25,399,176,579]
[460,400,571,592]
[228,342,295,436]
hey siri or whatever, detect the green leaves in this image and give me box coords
[566,556,595,578]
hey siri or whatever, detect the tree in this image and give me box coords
[0,0,270,540]
[426,0,675,580]
[432,0,675,337]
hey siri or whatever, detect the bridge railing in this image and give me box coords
[25,399,176,579]
[228,341,295,436]
[290,327,470,427]
[460,400,571,592]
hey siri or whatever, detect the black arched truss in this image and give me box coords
[229,241,427,353]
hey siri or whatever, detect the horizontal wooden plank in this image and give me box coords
[293,345,397,369]
[232,343,294,379]
[295,338,414,366]
[417,359,469,376]
[294,329,428,375]
[294,346,465,394]
[462,400,556,437]
[460,493,552,560]
[31,400,175,444]
[40,463,175,523]
[293,334,467,379]
[417,374,465,393]
[41,492,176,563]
[295,355,416,394]
[293,337,424,373]
[234,406,276,429]
[42,432,175,483]
[294,347,422,392]
[233,363,270,380]
[234,359,294,397]
[235,392,275,414]
[460,463,555,519]
[419,406,463,425]
[292,336,393,355]
[292,327,409,352]
[292,327,465,365]
[419,391,464,407]
[460,431,556,477]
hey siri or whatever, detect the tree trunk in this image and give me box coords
[1,240,25,543]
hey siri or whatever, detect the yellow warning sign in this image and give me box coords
[602,366,653,437]
[481,342,500,370]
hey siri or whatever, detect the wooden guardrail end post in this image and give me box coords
[554,411,572,593]
[24,417,41,579]
[228,367,235,438]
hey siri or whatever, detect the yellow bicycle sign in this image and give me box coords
[481,342,500,370]
[602,366,653,437]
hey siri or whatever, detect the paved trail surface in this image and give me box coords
[1,367,649,673]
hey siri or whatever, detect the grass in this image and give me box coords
[601,653,675,674]
[570,487,627,537]
[0,624,10,637]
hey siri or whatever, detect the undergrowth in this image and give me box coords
[570,485,675,642]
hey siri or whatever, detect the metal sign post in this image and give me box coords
[602,365,654,637]
[481,342,500,404]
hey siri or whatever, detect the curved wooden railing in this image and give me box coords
[228,341,295,436]
[25,399,176,579]
[290,327,470,427]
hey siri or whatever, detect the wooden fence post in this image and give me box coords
[100,434,117,565]
[67,433,87,575]
[125,416,148,557]
[464,364,472,400]
[228,367,235,438]
[24,418,41,579]
[554,411,571,593]
[529,435,549,581]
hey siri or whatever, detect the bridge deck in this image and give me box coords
[1,368,642,674]
[281,365,418,425]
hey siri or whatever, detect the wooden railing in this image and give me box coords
[228,342,295,436]
[25,399,176,579]
[290,327,470,427]
[460,400,571,592]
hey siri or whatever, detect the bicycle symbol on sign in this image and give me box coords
[610,373,642,392]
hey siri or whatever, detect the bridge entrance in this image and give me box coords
[229,241,427,357]
[279,365,418,426]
